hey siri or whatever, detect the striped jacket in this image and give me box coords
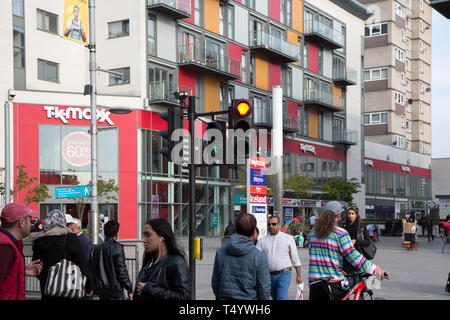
[308,226,380,282]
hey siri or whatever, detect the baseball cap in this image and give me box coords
[323,201,344,216]
[65,214,75,224]
[1,203,39,224]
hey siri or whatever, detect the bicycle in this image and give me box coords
[312,272,390,300]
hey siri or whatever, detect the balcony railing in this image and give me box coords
[333,67,357,86]
[304,88,342,111]
[249,30,298,62]
[304,19,344,49]
[148,81,192,106]
[283,113,298,132]
[147,0,191,19]
[178,43,241,80]
[333,128,358,146]
[253,105,272,127]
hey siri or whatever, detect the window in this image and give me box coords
[12,0,24,17]
[406,38,411,51]
[318,111,323,140]
[38,59,58,82]
[420,102,424,114]
[195,0,202,26]
[419,142,424,153]
[420,61,424,73]
[298,105,309,136]
[281,66,292,97]
[318,47,323,75]
[420,20,424,33]
[406,120,411,132]
[420,0,424,12]
[37,9,58,34]
[394,91,405,105]
[303,40,308,69]
[419,40,424,52]
[364,112,388,125]
[364,67,388,81]
[109,67,130,85]
[297,37,302,66]
[13,26,25,69]
[401,72,405,85]
[406,16,411,30]
[419,82,424,93]
[394,135,405,149]
[365,23,388,37]
[401,29,406,42]
[219,4,225,36]
[227,6,234,40]
[241,51,248,84]
[395,47,404,62]
[147,15,156,55]
[406,59,411,71]
[280,0,292,27]
[108,19,129,38]
[249,53,255,86]
[406,99,411,112]
[406,80,411,92]
[419,122,424,134]
[395,2,405,18]
[401,116,405,128]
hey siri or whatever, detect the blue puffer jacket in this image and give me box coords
[211,233,271,300]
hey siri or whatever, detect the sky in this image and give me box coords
[431,9,450,158]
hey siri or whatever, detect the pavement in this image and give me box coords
[25,235,450,300]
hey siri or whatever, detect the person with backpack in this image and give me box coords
[31,209,93,300]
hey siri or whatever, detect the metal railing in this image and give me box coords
[249,30,298,60]
[148,81,192,104]
[283,113,298,131]
[304,19,344,47]
[253,105,273,125]
[147,0,191,15]
[332,128,358,145]
[333,66,357,84]
[304,88,342,109]
[178,43,241,78]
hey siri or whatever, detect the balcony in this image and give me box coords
[147,0,191,19]
[333,67,357,86]
[253,105,272,128]
[303,88,342,112]
[148,81,192,106]
[249,30,298,63]
[303,20,344,49]
[178,44,241,80]
[283,113,298,132]
[333,128,358,146]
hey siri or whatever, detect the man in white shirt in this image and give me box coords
[256,215,302,300]
[309,213,317,227]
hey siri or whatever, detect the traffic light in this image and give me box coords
[229,99,253,163]
[203,119,227,165]
[159,107,184,162]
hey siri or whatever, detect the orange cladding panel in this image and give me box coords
[308,107,318,139]
[204,0,219,34]
[292,1,303,33]
[205,75,221,113]
[255,53,269,91]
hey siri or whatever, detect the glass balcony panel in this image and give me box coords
[249,30,298,61]
[147,0,191,15]
[304,19,344,47]
[149,81,192,104]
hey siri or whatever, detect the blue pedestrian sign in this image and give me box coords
[55,185,91,199]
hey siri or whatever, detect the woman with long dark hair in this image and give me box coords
[342,207,371,274]
[134,218,190,300]
[308,201,388,300]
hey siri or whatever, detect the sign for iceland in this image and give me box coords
[247,157,268,237]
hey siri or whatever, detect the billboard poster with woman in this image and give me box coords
[63,0,89,44]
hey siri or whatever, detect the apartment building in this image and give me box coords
[360,0,432,219]
[1,0,371,240]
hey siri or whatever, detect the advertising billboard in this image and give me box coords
[63,0,89,44]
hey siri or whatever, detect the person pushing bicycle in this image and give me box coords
[308,201,389,300]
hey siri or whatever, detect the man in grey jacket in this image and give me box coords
[211,214,271,300]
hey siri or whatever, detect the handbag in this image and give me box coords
[359,227,377,260]
[44,234,87,299]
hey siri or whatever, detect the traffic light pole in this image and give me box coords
[188,96,196,300]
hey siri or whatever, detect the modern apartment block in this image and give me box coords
[359,0,433,219]
[1,0,372,239]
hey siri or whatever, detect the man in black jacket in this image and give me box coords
[90,220,133,300]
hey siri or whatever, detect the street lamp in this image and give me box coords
[4,89,16,205]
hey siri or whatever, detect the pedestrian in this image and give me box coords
[425,214,435,242]
[250,227,260,245]
[90,220,133,300]
[342,207,372,274]
[256,215,302,300]
[212,214,270,300]
[0,203,43,300]
[99,218,105,242]
[30,209,94,300]
[224,220,235,237]
[65,214,75,231]
[134,218,190,300]
[72,218,93,262]
[309,213,316,228]
[308,201,388,300]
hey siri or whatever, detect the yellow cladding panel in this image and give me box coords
[292,0,303,33]
[204,0,219,34]
[205,75,221,113]
[287,31,300,66]
[333,84,342,109]
[308,107,318,139]
[255,53,269,91]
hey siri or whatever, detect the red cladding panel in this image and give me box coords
[269,61,281,89]
[308,42,319,73]
[269,0,281,22]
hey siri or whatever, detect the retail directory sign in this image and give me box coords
[247,157,268,237]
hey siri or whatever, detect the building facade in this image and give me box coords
[359,0,433,219]
[1,0,371,240]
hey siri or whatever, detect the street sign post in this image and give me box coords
[247,157,268,238]
[55,185,91,199]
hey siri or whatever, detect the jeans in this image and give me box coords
[270,270,291,300]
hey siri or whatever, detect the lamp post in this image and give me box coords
[4,89,15,205]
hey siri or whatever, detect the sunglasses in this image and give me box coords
[268,223,278,226]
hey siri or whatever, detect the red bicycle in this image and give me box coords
[316,272,390,300]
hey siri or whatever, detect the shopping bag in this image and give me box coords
[295,283,304,300]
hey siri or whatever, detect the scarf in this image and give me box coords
[42,209,67,232]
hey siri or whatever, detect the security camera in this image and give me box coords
[7,89,16,100]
